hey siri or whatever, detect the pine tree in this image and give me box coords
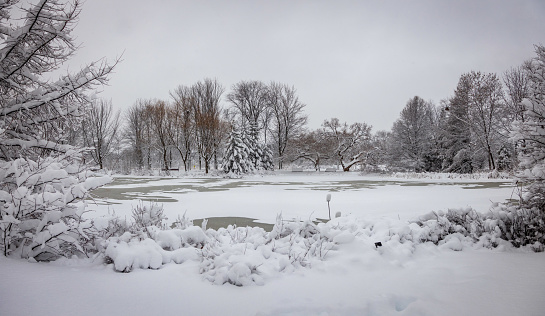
[222,128,253,174]
[442,75,473,173]
[259,144,274,171]
[243,122,260,169]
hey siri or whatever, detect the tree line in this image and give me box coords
[76,59,538,175]
[76,79,308,174]
[287,65,535,174]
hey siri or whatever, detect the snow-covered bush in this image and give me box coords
[0,151,111,260]
[411,206,545,251]
[95,204,545,283]
[199,216,342,286]
[131,202,167,234]
[103,233,200,273]
[99,213,355,284]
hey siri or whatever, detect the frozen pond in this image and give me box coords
[89,173,516,228]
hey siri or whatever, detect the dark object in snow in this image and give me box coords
[375,242,382,248]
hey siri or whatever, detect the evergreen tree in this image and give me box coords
[243,122,260,169]
[259,144,275,171]
[222,128,253,174]
[442,75,473,173]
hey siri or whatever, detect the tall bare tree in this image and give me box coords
[193,78,224,173]
[503,62,531,124]
[148,100,173,171]
[467,72,505,171]
[268,82,307,169]
[170,85,195,171]
[390,96,436,171]
[226,80,269,133]
[125,100,146,170]
[81,99,121,169]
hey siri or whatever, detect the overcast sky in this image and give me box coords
[66,0,545,132]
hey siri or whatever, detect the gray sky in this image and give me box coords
[68,0,545,132]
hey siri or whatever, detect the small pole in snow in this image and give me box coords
[326,193,332,220]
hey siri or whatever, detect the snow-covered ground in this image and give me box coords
[1,172,544,316]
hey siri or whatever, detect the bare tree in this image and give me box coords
[125,100,147,170]
[170,85,195,171]
[148,100,173,171]
[442,72,506,172]
[390,96,436,171]
[321,118,372,171]
[268,82,308,169]
[467,72,505,171]
[193,78,224,173]
[503,62,531,124]
[226,80,269,133]
[81,99,121,169]
[290,130,333,170]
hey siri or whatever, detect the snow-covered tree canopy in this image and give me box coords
[0,0,117,259]
[0,0,116,160]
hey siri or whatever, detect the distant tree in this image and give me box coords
[125,100,146,170]
[502,62,532,169]
[193,78,224,174]
[442,75,473,173]
[222,127,253,174]
[321,118,372,172]
[390,96,436,171]
[268,82,308,169]
[81,99,121,169]
[226,80,269,135]
[442,71,508,172]
[366,130,392,171]
[259,143,274,171]
[0,0,116,259]
[242,121,260,169]
[503,63,532,124]
[512,45,545,212]
[466,72,505,171]
[148,100,172,171]
[291,130,333,171]
[170,85,195,171]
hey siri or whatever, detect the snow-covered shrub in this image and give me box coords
[0,152,111,260]
[104,233,200,272]
[411,206,545,251]
[100,213,356,285]
[131,202,167,234]
[171,212,193,230]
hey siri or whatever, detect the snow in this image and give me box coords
[1,172,545,315]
